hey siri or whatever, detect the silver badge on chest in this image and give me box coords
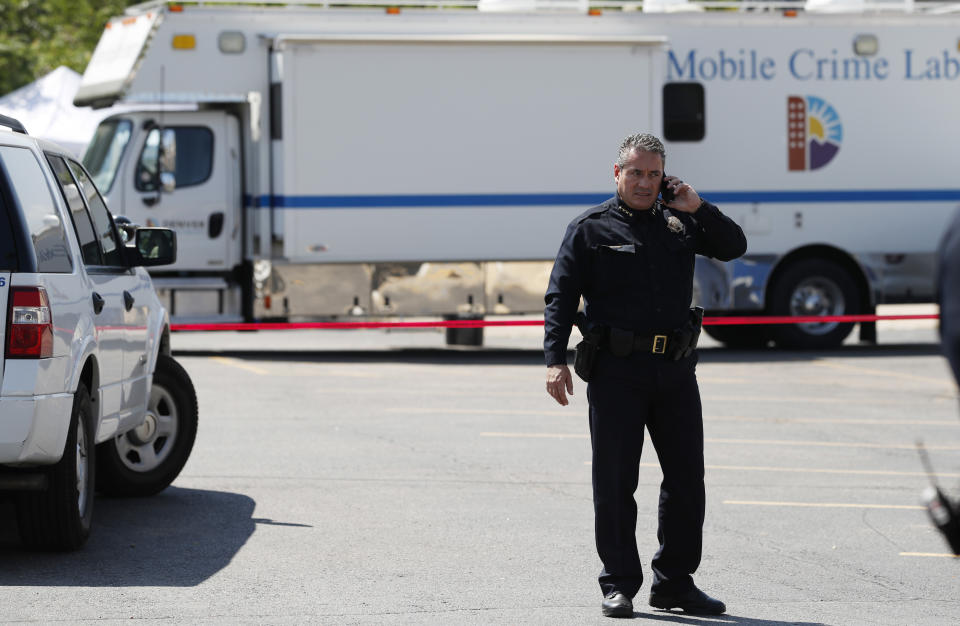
[666,215,685,234]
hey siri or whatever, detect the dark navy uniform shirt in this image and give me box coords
[544,195,747,366]
[938,207,960,386]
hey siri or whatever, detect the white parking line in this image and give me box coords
[481,432,960,450]
[401,408,957,426]
[481,431,587,439]
[706,416,959,427]
[706,438,960,451]
[643,462,960,479]
[724,500,924,510]
[581,461,960,480]
[388,408,570,416]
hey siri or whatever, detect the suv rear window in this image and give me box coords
[0,145,72,272]
[0,188,17,270]
[48,155,102,266]
[68,160,122,266]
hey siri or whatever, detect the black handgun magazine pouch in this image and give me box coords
[574,339,599,382]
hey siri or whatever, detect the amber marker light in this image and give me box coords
[172,34,196,50]
[386,6,401,14]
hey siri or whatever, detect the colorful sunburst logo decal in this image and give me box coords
[788,96,842,171]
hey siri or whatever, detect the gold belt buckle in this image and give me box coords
[652,335,667,354]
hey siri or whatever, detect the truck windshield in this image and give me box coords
[83,118,132,193]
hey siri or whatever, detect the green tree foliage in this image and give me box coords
[0,0,141,95]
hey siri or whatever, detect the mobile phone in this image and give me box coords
[659,175,675,203]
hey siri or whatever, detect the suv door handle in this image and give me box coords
[92,292,105,314]
[123,291,135,311]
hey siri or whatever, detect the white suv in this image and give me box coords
[0,114,197,550]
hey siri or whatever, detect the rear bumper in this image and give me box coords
[0,393,73,465]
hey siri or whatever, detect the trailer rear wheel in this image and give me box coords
[769,258,859,349]
[444,315,484,347]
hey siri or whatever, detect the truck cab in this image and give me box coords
[84,110,245,322]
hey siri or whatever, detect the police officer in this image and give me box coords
[938,207,960,390]
[544,133,746,618]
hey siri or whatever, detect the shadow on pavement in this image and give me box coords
[172,342,942,366]
[0,487,258,586]
[638,611,827,625]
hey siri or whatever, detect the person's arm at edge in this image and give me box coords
[544,220,587,406]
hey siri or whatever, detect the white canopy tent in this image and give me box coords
[0,66,125,158]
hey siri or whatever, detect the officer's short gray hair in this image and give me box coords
[617,133,666,168]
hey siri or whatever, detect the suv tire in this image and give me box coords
[16,383,96,551]
[96,355,198,497]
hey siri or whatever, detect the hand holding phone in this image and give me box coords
[659,174,675,203]
[659,175,702,213]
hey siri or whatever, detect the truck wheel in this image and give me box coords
[702,324,770,349]
[96,355,197,497]
[444,315,484,347]
[16,384,95,551]
[769,258,859,349]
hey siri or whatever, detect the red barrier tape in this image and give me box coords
[171,314,938,332]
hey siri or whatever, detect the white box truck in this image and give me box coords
[74,0,960,348]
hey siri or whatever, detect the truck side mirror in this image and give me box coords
[134,227,177,267]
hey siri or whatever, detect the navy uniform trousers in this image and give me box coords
[587,348,704,599]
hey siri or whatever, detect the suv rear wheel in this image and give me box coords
[16,383,95,551]
[97,354,198,497]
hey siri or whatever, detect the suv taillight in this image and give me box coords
[6,287,54,358]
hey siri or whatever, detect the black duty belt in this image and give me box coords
[606,327,672,357]
[631,333,670,355]
[574,308,703,375]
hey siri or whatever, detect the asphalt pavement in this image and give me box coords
[1,306,958,624]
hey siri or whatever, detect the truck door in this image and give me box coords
[133,111,241,273]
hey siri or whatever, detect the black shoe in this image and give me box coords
[649,587,725,615]
[602,591,634,618]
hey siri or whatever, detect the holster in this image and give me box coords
[574,337,599,382]
[573,312,604,382]
[671,306,705,361]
